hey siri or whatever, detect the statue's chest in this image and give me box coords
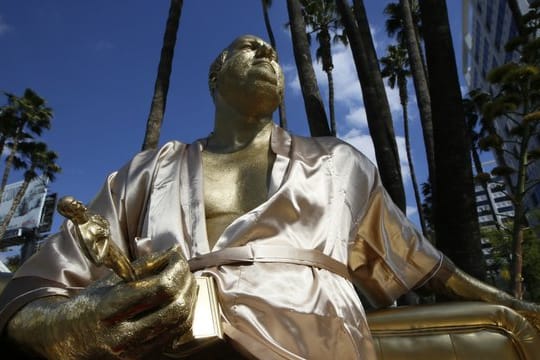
[201,148,274,247]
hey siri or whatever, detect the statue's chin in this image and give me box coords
[224,84,281,118]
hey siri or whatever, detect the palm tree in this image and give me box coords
[261,0,288,130]
[399,0,435,186]
[473,1,540,296]
[384,1,436,190]
[469,89,514,190]
[0,89,52,203]
[421,181,434,236]
[0,141,61,241]
[384,1,427,75]
[380,44,428,236]
[286,0,331,137]
[335,0,406,211]
[301,0,347,136]
[0,106,17,162]
[141,0,184,151]
[419,0,486,280]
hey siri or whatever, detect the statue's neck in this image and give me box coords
[208,103,273,153]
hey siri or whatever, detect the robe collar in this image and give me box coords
[189,123,292,254]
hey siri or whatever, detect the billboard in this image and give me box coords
[0,176,49,231]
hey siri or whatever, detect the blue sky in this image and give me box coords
[0,1,466,243]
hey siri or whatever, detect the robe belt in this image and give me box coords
[188,244,352,281]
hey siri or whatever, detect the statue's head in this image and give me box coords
[208,34,284,117]
[57,196,88,224]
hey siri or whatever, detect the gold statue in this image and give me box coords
[0,34,539,360]
[57,196,137,282]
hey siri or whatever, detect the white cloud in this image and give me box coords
[344,106,367,128]
[395,136,411,182]
[286,41,404,118]
[370,25,381,53]
[324,46,361,104]
[340,128,376,164]
[0,15,10,35]
[406,205,418,217]
[384,83,402,114]
[284,19,400,112]
[284,64,301,94]
[285,42,361,105]
[340,127,411,185]
[460,84,470,97]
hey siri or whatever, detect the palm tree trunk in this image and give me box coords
[419,0,485,280]
[0,173,32,241]
[319,27,336,137]
[142,0,183,151]
[399,80,427,235]
[336,0,406,211]
[0,137,6,159]
[510,118,531,299]
[327,70,336,136]
[400,0,436,185]
[511,224,524,299]
[262,0,277,47]
[0,130,22,201]
[286,0,331,137]
[261,0,288,130]
[510,145,527,299]
[0,149,16,201]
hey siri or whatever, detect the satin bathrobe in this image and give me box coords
[0,124,442,359]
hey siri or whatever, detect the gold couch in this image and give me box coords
[1,272,539,359]
[367,301,540,360]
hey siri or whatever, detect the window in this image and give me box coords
[477,195,488,202]
[498,206,514,213]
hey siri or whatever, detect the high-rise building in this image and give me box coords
[462,0,540,228]
[474,173,514,282]
[462,0,529,91]
[475,176,515,228]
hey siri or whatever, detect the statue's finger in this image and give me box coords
[99,246,194,324]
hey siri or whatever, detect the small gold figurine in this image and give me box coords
[57,196,137,282]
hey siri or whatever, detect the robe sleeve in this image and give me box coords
[0,144,167,334]
[346,150,442,309]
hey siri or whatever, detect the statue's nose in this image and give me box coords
[255,43,276,61]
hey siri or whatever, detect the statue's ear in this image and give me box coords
[208,72,217,97]
[208,50,228,97]
[208,50,228,98]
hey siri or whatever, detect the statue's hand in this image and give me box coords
[7,246,197,360]
[514,300,540,333]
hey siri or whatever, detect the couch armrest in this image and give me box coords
[367,301,540,360]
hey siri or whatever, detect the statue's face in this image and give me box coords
[215,35,284,117]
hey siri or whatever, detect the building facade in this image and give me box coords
[474,174,514,282]
[475,176,515,228]
[462,0,540,227]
